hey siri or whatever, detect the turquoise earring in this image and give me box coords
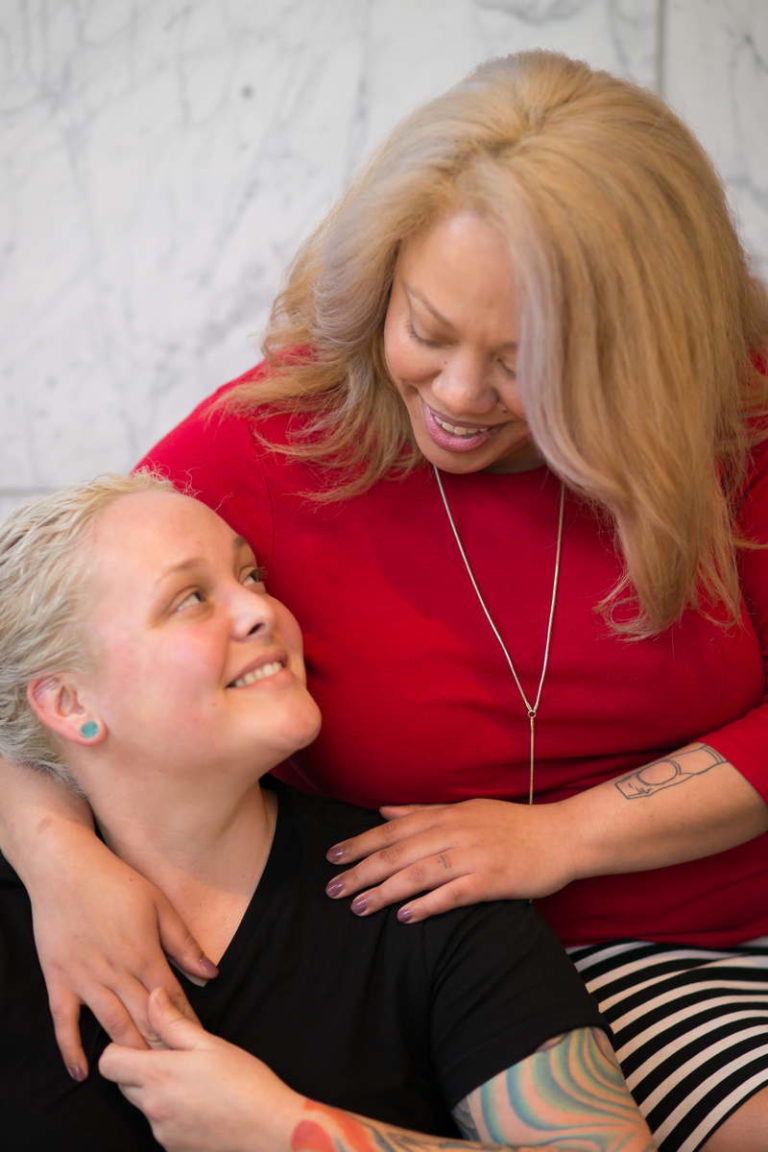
[80,720,100,740]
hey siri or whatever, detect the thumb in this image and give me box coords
[156,900,219,982]
[147,987,212,1052]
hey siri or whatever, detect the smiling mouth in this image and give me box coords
[431,411,493,437]
[229,660,286,688]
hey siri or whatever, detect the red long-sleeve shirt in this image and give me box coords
[140,365,768,946]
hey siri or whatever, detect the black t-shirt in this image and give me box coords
[0,781,603,1150]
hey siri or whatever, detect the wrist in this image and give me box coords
[7,804,96,888]
[547,795,600,886]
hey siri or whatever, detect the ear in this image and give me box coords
[27,675,107,747]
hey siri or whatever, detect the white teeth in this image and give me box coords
[434,413,490,437]
[231,661,284,687]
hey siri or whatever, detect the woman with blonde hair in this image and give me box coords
[1,50,767,1152]
[0,474,649,1151]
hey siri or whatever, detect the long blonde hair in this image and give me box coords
[229,50,768,636]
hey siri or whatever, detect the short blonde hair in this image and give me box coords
[0,472,173,781]
[230,50,768,636]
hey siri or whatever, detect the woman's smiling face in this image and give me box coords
[78,490,321,777]
[384,211,542,475]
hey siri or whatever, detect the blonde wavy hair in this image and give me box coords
[228,50,768,637]
[0,472,173,783]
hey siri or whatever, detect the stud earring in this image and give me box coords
[80,720,100,740]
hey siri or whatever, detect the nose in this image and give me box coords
[229,583,275,641]
[430,350,500,416]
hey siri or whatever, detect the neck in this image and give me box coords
[80,757,278,963]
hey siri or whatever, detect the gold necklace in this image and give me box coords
[432,466,565,804]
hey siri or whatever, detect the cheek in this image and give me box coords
[383,326,436,393]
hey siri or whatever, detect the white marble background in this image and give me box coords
[2,0,766,519]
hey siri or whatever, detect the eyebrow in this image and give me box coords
[404,284,518,351]
[154,535,251,586]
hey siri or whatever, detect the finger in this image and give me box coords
[147,986,211,1052]
[49,990,88,1081]
[378,804,430,818]
[326,807,450,865]
[156,901,219,983]
[326,828,456,899]
[345,851,470,917]
[395,876,480,923]
[99,1041,150,1087]
[87,985,150,1050]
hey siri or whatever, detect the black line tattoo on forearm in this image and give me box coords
[614,743,726,800]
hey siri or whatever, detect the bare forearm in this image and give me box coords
[566,741,768,880]
[0,753,94,882]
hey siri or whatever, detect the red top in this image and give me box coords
[140,365,768,946]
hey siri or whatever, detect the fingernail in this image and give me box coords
[397,906,413,923]
[199,956,219,977]
[327,846,345,863]
[68,1064,86,1082]
[325,880,344,898]
[351,895,368,916]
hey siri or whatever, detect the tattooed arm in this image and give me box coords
[322,740,767,920]
[295,1029,653,1152]
[100,993,654,1152]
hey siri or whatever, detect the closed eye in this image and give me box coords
[406,320,445,349]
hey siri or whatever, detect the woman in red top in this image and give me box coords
[2,50,767,1152]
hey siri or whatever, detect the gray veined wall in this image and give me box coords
[2,0,766,519]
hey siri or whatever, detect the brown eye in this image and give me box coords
[244,566,267,586]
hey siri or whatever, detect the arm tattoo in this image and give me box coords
[292,1108,513,1150]
[614,742,726,800]
[291,1028,653,1151]
[458,1027,653,1151]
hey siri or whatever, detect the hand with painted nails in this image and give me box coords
[325,797,577,923]
[25,816,215,1079]
[100,988,301,1152]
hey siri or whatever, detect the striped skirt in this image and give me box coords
[568,938,768,1152]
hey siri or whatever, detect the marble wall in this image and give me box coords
[2,0,766,520]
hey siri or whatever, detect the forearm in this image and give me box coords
[0,753,94,883]
[291,1103,547,1151]
[564,741,768,881]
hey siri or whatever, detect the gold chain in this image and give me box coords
[433,467,565,804]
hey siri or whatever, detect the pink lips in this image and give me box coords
[422,401,497,453]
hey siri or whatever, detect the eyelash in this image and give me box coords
[406,320,443,349]
[173,567,267,612]
[407,321,517,379]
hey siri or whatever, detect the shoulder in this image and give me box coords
[268,778,385,849]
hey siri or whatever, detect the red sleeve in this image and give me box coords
[701,436,768,801]
[135,365,276,567]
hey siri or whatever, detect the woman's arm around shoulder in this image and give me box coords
[0,754,213,1077]
[100,991,655,1151]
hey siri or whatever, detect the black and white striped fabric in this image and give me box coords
[568,938,768,1151]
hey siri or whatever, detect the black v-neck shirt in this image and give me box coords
[0,780,602,1150]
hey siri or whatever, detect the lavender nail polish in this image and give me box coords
[326,879,344,898]
[351,895,368,915]
[398,906,413,923]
